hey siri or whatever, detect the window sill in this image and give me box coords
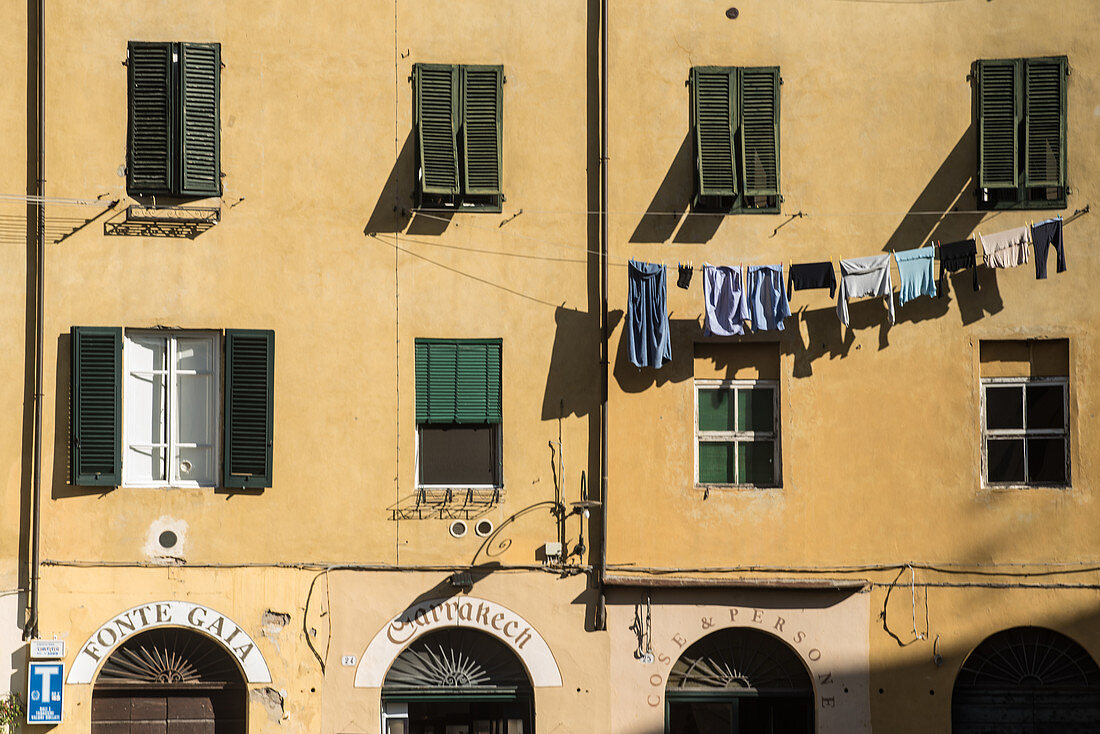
[694,483,781,491]
[982,483,1070,491]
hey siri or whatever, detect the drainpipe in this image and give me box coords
[26,0,45,640]
[596,0,609,631]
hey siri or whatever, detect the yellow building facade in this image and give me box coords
[1,1,1096,733]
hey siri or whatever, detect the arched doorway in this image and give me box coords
[952,626,1100,733]
[381,628,533,734]
[91,628,246,733]
[666,627,814,734]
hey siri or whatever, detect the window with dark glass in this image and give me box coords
[695,380,779,487]
[982,378,1068,486]
[415,338,502,487]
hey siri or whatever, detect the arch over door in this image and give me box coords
[666,627,814,734]
[952,626,1100,733]
[91,628,246,734]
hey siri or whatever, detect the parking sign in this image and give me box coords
[27,661,63,724]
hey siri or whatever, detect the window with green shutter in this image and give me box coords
[976,56,1067,210]
[128,41,221,198]
[695,380,779,487]
[415,339,503,487]
[690,66,780,214]
[413,64,503,212]
[69,327,273,489]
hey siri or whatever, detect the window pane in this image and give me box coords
[127,334,166,372]
[176,337,213,372]
[126,371,166,444]
[420,424,499,485]
[669,701,734,734]
[126,445,165,483]
[176,446,214,484]
[698,389,735,432]
[1027,438,1066,484]
[1026,384,1065,430]
[737,387,774,432]
[986,386,1024,429]
[698,442,735,484]
[987,438,1024,483]
[738,440,775,485]
[177,374,214,443]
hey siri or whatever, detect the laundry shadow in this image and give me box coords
[364,130,416,236]
[542,306,611,420]
[612,315,702,392]
[629,133,693,244]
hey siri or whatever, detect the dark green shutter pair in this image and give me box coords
[70,328,273,488]
[414,64,503,197]
[128,41,221,197]
[691,66,780,198]
[977,57,1067,191]
[415,339,502,424]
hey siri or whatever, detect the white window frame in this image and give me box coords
[694,378,780,488]
[980,376,1069,488]
[415,423,503,490]
[122,330,221,488]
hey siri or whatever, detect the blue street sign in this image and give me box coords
[27,661,64,724]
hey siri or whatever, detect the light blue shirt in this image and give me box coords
[747,265,791,331]
[894,247,937,305]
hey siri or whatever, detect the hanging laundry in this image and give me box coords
[676,263,694,289]
[747,265,791,331]
[786,261,837,300]
[979,226,1030,269]
[1031,217,1066,279]
[938,239,979,296]
[703,264,750,337]
[893,247,937,305]
[837,254,895,326]
[628,259,672,369]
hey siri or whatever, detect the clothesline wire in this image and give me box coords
[413,206,1078,218]
[0,192,115,207]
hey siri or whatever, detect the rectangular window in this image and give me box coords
[690,66,780,214]
[695,379,779,487]
[979,339,1069,488]
[976,56,1067,210]
[413,63,503,212]
[71,327,273,488]
[415,338,502,488]
[124,332,219,486]
[982,379,1068,486]
[127,41,221,198]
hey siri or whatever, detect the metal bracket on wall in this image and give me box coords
[104,204,221,238]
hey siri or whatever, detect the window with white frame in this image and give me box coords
[695,379,779,486]
[982,377,1068,486]
[124,331,219,487]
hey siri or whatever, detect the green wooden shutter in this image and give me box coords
[127,42,173,195]
[692,67,737,197]
[1023,57,1066,189]
[461,66,503,196]
[179,42,221,196]
[740,67,780,197]
[415,339,502,424]
[223,330,274,488]
[415,64,461,195]
[977,59,1020,190]
[71,326,122,486]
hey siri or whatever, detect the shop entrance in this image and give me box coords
[91,628,246,734]
[665,627,814,734]
[381,628,533,734]
[952,626,1100,733]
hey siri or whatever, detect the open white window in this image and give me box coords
[123,331,219,487]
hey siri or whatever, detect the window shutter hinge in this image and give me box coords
[779,77,784,86]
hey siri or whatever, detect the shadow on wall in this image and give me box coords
[629,133,723,245]
[50,332,92,500]
[541,306,614,420]
[364,131,416,237]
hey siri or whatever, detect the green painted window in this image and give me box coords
[413,64,503,212]
[696,381,778,487]
[415,339,502,487]
[71,326,123,486]
[690,66,780,214]
[976,56,1067,210]
[127,41,221,198]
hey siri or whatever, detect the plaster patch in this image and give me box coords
[251,687,285,723]
[261,610,291,651]
[143,516,188,562]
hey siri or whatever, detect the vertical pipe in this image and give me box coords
[26,0,44,640]
[596,0,609,631]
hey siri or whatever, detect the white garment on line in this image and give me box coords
[980,226,1031,269]
[837,253,895,326]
